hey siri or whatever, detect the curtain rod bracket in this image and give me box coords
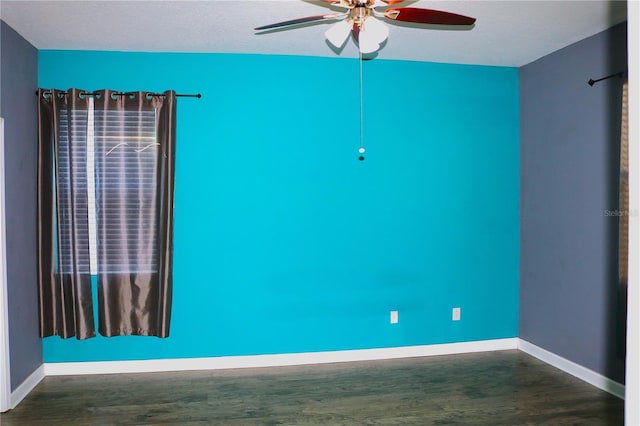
[588,70,626,86]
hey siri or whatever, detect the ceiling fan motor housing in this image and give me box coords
[349,4,373,27]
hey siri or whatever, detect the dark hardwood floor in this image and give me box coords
[0,350,623,425]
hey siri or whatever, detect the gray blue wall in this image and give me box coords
[0,20,41,391]
[520,22,627,383]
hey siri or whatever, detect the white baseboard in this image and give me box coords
[10,364,45,409]
[22,339,628,408]
[518,339,625,400]
[44,338,519,376]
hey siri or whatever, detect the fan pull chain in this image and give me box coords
[358,50,366,161]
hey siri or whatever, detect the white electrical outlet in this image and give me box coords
[452,307,461,321]
[390,310,399,324]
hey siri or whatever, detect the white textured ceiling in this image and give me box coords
[0,0,628,66]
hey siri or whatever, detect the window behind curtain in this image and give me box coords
[56,105,159,275]
[619,81,629,286]
[56,108,91,274]
[94,108,159,274]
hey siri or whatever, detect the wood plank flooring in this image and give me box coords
[0,350,623,425]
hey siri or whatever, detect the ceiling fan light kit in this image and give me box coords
[356,16,390,54]
[325,20,352,49]
[255,0,476,159]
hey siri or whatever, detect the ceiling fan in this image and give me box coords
[255,1,476,161]
[254,0,477,55]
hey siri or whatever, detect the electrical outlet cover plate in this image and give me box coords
[390,310,399,324]
[452,307,461,321]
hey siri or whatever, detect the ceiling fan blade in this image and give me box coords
[384,7,476,26]
[255,13,345,31]
[380,0,407,4]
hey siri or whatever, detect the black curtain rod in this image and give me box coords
[588,71,626,86]
[36,90,201,98]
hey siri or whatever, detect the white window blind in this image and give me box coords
[56,102,159,275]
[57,108,91,274]
[94,108,159,274]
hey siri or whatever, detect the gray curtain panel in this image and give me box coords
[93,90,176,338]
[37,89,176,339]
[37,88,95,339]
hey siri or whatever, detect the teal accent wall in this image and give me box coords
[39,51,519,362]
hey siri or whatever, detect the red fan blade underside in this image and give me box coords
[385,8,476,26]
[255,14,342,31]
[380,0,407,4]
